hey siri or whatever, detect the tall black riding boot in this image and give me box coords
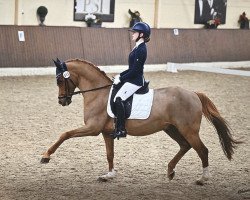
[113,97,127,139]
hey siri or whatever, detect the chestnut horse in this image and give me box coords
[41,58,240,185]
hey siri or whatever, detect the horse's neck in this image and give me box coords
[82,84,110,123]
[80,75,110,104]
[78,71,111,102]
[68,60,111,91]
[71,61,111,121]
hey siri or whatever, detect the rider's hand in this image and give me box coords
[113,76,121,85]
[112,74,120,81]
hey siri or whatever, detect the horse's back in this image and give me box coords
[154,86,201,106]
[152,86,202,125]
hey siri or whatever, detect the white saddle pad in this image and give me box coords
[107,87,154,120]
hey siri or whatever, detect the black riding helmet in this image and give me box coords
[129,22,151,42]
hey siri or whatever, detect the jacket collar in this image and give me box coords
[135,38,144,48]
[132,39,144,51]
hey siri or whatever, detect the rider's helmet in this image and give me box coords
[130,22,151,42]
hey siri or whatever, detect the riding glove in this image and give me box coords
[113,75,121,85]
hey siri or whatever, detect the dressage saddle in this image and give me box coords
[110,81,150,119]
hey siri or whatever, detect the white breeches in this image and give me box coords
[114,82,141,101]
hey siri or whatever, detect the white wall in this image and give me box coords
[0,0,15,25]
[157,0,198,28]
[225,0,250,28]
[13,0,83,26]
[105,0,155,28]
[0,0,249,28]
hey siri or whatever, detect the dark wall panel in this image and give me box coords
[0,26,83,67]
[0,26,249,68]
[80,28,130,66]
[147,29,250,64]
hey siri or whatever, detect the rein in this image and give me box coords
[71,84,112,96]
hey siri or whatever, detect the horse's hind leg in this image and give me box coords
[182,129,209,185]
[164,125,191,180]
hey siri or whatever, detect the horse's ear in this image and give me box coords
[53,59,61,68]
[56,58,61,63]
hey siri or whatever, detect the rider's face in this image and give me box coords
[131,31,139,41]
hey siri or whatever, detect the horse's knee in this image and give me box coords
[88,125,103,136]
[180,142,191,153]
[91,131,101,136]
[60,132,71,140]
[72,125,102,137]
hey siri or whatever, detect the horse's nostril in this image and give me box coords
[58,96,63,104]
[58,98,63,105]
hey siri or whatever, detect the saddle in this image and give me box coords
[109,81,150,119]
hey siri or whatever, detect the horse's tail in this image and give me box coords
[195,92,242,160]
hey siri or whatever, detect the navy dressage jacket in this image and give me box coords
[119,42,147,86]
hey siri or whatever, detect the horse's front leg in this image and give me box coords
[41,124,100,163]
[98,132,116,182]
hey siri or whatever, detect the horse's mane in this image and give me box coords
[65,58,112,82]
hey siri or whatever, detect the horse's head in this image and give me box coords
[53,58,77,106]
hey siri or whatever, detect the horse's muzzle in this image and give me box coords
[58,96,72,106]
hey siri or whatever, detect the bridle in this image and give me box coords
[58,75,112,101]
[54,59,112,103]
[57,76,76,102]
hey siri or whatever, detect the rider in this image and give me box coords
[112,22,151,139]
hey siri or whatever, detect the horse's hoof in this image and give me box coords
[40,157,50,164]
[97,177,108,182]
[168,171,175,180]
[195,180,204,186]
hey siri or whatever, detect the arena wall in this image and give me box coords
[0,26,249,67]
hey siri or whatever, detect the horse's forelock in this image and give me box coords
[54,59,69,80]
[61,62,68,72]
